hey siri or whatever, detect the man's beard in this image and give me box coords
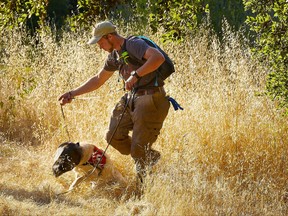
[107,39,114,53]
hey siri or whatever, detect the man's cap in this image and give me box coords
[87,21,116,45]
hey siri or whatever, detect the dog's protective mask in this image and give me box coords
[52,142,82,177]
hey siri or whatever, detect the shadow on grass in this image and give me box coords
[0,183,81,206]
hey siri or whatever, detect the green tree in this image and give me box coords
[1,0,249,42]
[147,0,206,41]
[0,0,121,37]
[0,0,47,33]
[68,0,123,31]
[125,0,249,41]
[204,0,249,38]
[244,0,288,113]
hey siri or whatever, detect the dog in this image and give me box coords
[52,142,127,191]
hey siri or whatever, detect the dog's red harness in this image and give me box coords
[86,146,106,170]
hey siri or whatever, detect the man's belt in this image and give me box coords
[134,87,165,97]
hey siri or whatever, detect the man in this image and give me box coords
[59,20,170,182]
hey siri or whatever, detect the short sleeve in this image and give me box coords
[126,37,150,61]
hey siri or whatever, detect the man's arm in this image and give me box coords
[136,47,165,77]
[125,47,165,91]
[59,69,114,105]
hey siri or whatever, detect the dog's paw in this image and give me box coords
[91,181,97,190]
[68,185,75,191]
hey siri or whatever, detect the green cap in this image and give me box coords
[87,21,116,45]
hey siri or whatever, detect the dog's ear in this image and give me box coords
[59,142,71,148]
[76,142,80,146]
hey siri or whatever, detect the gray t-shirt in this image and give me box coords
[104,36,164,88]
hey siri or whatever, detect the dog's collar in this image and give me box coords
[82,146,106,170]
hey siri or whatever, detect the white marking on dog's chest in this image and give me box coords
[79,144,95,164]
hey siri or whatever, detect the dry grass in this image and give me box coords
[1,25,288,215]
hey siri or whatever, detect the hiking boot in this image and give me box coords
[134,175,143,198]
[149,149,161,167]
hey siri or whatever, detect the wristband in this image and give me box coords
[131,70,141,79]
[68,91,74,99]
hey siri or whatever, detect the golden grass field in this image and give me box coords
[1,25,288,215]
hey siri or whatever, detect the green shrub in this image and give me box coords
[244,0,288,113]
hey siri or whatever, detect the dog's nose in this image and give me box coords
[52,164,63,177]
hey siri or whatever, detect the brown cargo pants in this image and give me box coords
[105,88,170,174]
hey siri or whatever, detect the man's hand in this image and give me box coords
[125,75,138,91]
[58,91,74,106]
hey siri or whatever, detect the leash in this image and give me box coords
[57,90,183,196]
[60,105,71,141]
[82,93,131,177]
[57,92,132,196]
[59,94,118,140]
